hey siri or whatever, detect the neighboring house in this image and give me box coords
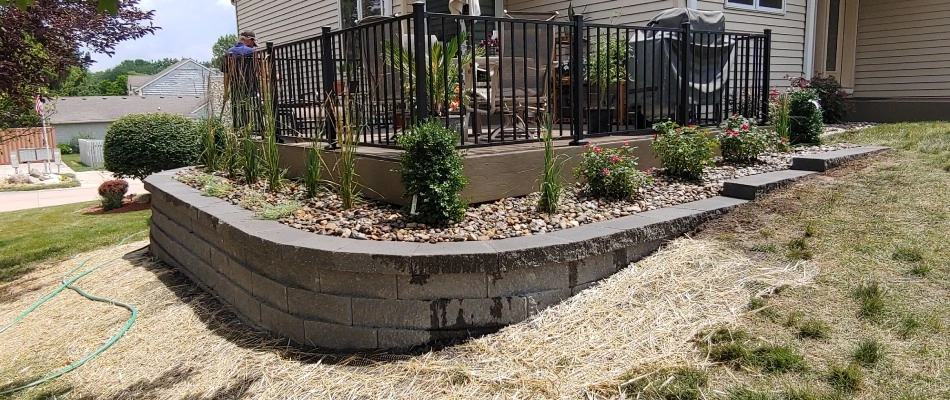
[126,59,222,97]
[48,96,207,144]
[232,0,949,122]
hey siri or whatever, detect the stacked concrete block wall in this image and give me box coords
[145,169,746,350]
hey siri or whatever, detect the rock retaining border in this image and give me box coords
[144,146,887,350]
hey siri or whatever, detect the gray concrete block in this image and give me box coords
[231,285,262,325]
[489,234,572,270]
[526,288,571,316]
[286,287,352,325]
[320,269,397,299]
[352,297,527,330]
[790,146,888,172]
[396,272,488,300]
[721,170,816,200]
[260,303,307,345]
[572,281,598,295]
[624,239,666,264]
[250,271,288,312]
[488,263,569,297]
[409,241,499,274]
[217,253,255,294]
[672,196,748,212]
[208,247,230,274]
[304,320,377,350]
[571,251,618,286]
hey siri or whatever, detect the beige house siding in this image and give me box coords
[853,0,950,98]
[504,0,676,24]
[235,0,338,45]
[697,0,807,87]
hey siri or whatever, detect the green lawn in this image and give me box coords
[655,122,950,400]
[0,202,151,282]
[61,153,102,172]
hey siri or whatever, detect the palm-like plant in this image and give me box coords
[382,32,478,116]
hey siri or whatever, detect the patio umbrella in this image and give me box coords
[448,0,480,16]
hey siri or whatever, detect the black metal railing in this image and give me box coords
[226,4,771,149]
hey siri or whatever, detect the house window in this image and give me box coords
[725,0,784,13]
[340,0,390,28]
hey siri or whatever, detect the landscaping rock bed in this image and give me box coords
[175,144,857,243]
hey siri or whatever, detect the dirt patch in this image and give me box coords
[80,200,151,215]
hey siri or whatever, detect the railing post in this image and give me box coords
[677,22,690,126]
[761,29,772,125]
[412,1,429,121]
[320,26,337,149]
[569,12,587,146]
[266,42,279,139]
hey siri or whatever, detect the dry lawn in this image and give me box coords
[0,122,947,399]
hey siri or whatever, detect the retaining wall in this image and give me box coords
[145,169,746,350]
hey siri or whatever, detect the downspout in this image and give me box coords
[803,0,818,79]
[686,0,698,9]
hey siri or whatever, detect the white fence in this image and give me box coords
[79,139,105,168]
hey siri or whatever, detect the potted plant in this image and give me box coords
[586,37,627,134]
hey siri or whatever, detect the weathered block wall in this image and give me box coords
[145,169,745,350]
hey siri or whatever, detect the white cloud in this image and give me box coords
[90,0,237,71]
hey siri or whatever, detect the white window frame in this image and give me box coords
[724,0,786,14]
[340,0,392,27]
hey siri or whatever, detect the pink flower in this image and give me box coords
[583,143,591,149]
[593,147,602,153]
[741,124,749,131]
[781,137,788,143]
[645,168,652,174]
[623,141,629,146]
[770,90,779,98]
[610,156,619,163]
[602,168,610,176]
[676,128,683,133]
[688,124,696,129]
[732,131,739,137]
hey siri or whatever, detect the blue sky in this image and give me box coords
[90,0,237,71]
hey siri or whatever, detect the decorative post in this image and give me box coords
[569,12,587,146]
[761,29,773,125]
[320,27,338,148]
[677,22,690,126]
[412,1,430,121]
[266,42,279,139]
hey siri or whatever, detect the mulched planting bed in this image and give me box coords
[175,144,856,243]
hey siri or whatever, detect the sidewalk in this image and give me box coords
[0,163,147,213]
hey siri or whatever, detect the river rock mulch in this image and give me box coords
[175,144,857,243]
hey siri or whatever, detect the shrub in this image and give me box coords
[304,140,323,198]
[537,115,567,213]
[69,132,94,153]
[793,75,853,124]
[98,179,129,211]
[573,142,651,199]
[718,115,774,163]
[651,121,716,180]
[260,130,286,192]
[240,127,260,184]
[104,113,200,180]
[197,117,226,170]
[398,120,468,226]
[57,143,74,155]
[788,90,823,145]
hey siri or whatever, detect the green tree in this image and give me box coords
[211,34,238,69]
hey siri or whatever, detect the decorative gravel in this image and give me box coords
[176,144,857,243]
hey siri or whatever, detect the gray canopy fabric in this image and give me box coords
[629,8,731,122]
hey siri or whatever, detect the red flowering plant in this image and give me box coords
[98,179,129,211]
[650,121,716,180]
[717,114,774,163]
[573,142,652,199]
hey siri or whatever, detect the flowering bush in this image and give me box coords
[651,122,716,180]
[98,179,129,211]
[717,115,774,163]
[791,74,852,123]
[573,142,652,199]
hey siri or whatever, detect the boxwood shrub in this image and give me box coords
[104,113,200,180]
[398,120,468,226]
[788,89,824,145]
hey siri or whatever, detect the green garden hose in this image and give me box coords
[0,231,147,395]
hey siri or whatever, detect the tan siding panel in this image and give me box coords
[236,0,339,45]
[853,0,950,98]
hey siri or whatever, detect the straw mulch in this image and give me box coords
[0,238,815,399]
